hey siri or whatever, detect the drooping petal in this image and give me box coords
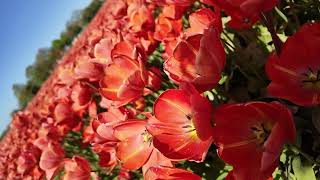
[39,143,64,180]
[186,8,222,35]
[114,120,148,141]
[144,166,201,180]
[64,156,91,180]
[154,89,192,124]
[116,134,153,170]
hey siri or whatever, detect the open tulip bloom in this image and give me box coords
[266,22,320,106]
[4,0,320,179]
[147,83,214,161]
[212,101,296,180]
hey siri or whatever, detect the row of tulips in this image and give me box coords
[1,0,319,179]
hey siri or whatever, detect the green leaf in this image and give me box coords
[292,156,316,180]
[275,7,288,23]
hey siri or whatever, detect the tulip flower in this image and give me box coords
[142,149,173,177]
[144,166,201,180]
[202,0,279,28]
[100,41,148,106]
[113,120,154,170]
[92,107,128,142]
[164,23,225,92]
[266,22,320,106]
[64,156,91,180]
[147,83,213,161]
[39,142,64,180]
[212,101,296,180]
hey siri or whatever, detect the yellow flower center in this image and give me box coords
[142,130,153,143]
[250,122,273,146]
[302,68,320,89]
[184,114,197,138]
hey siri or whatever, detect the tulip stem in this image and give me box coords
[260,12,283,55]
[289,144,320,166]
[145,86,159,96]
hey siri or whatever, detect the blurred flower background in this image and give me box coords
[0,0,94,135]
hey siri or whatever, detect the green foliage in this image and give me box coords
[292,156,317,180]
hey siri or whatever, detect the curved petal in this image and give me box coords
[64,156,91,180]
[145,166,201,180]
[111,41,136,60]
[113,120,147,141]
[154,89,191,124]
[268,82,320,106]
[118,70,145,100]
[116,135,153,170]
[152,132,212,161]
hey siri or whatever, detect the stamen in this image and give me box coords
[185,128,196,133]
[301,67,320,89]
[186,114,192,120]
[182,125,192,128]
[251,122,272,146]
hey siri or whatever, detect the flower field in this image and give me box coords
[0,0,319,179]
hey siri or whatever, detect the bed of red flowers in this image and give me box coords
[1,0,320,179]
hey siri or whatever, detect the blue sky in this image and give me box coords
[0,0,91,134]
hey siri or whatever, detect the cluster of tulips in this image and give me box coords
[1,0,319,179]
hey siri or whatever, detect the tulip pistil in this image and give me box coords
[302,68,320,89]
[142,130,152,144]
[251,122,272,146]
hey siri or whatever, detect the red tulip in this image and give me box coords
[113,120,153,170]
[144,166,201,180]
[162,4,187,19]
[71,82,93,113]
[107,0,127,19]
[39,142,64,180]
[164,24,225,92]
[145,67,162,94]
[154,13,182,41]
[186,8,222,36]
[147,0,194,6]
[266,23,320,106]
[147,83,213,161]
[212,102,296,180]
[111,40,137,61]
[226,170,274,180]
[74,61,105,82]
[57,67,76,86]
[53,101,75,125]
[100,41,148,107]
[93,37,116,65]
[17,152,38,175]
[202,0,279,29]
[53,101,79,129]
[93,107,128,142]
[128,2,154,32]
[64,156,91,180]
[142,149,173,177]
[93,143,117,170]
[118,167,132,180]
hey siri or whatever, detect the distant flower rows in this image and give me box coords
[1,0,319,180]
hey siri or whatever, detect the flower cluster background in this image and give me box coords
[0,0,320,180]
